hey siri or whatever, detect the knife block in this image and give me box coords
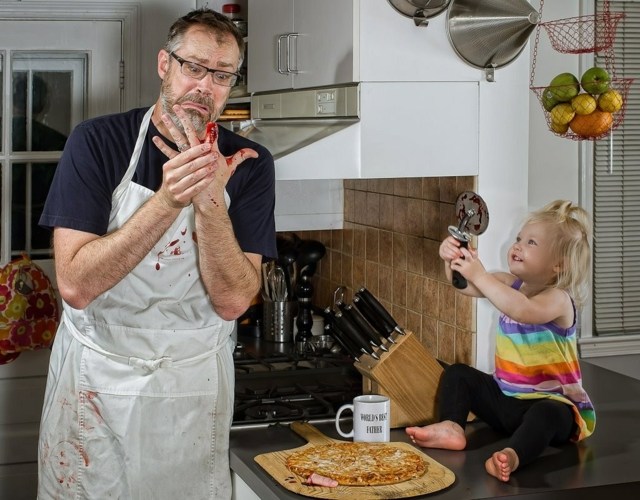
[355,331,444,429]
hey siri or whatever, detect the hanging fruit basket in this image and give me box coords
[531,77,633,141]
[529,0,634,141]
[540,11,625,54]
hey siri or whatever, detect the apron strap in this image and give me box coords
[112,105,155,202]
[62,310,227,372]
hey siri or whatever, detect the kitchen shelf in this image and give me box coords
[227,96,251,104]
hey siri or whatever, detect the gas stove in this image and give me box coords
[231,335,362,428]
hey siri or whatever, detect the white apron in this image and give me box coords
[38,107,236,499]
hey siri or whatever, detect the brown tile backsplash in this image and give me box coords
[292,176,477,366]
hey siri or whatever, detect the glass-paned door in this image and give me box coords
[10,55,85,256]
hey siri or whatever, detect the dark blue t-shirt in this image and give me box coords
[40,107,277,259]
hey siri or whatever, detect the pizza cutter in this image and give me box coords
[447,191,490,289]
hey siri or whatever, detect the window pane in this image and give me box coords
[12,70,70,152]
[11,162,57,254]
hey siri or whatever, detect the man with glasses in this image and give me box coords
[37,8,276,499]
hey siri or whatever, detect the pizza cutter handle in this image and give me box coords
[452,240,468,290]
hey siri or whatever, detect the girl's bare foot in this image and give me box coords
[485,448,519,482]
[405,421,466,450]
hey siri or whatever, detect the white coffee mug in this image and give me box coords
[335,394,390,442]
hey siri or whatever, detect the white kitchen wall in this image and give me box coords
[475,51,531,371]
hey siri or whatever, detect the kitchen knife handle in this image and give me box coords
[324,308,361,361]
[357,287,405,334]
[352,294,396,342]
[452,240,469,289]
[324,323,360,362]
[338,303,388,351]
[332,310,379,360]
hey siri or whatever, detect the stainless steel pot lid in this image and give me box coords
[447,0,540,70]
[387,0,451,20]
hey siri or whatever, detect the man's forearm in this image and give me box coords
[55,194,182,308]
[194,201,261,321]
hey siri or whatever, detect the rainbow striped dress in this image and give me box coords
[493,280,596,441]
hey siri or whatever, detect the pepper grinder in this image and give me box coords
[295,273,314,353]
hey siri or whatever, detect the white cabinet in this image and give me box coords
[247,0,356,93]
[231,471,260,500]
[248,0,482,94]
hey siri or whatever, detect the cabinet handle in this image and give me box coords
[277,34,288,74]
[287,33,299,74]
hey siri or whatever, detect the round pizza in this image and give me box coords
[285,442,427,486]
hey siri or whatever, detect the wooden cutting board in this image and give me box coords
[254,422,455,499]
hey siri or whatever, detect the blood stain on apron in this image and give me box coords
[50,441,89,488]
[155,238,183,270]
[82,390,104,423]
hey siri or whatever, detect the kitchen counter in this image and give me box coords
[230,361,640,499]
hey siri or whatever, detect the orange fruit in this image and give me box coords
[569,110,613,138]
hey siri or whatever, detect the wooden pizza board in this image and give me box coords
[254,422,455,499]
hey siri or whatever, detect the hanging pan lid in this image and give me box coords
[447,0,540,70]
[387,0,451,25]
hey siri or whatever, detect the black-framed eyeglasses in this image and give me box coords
[170,52,240,87]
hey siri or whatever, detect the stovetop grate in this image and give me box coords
[232,339,361,427]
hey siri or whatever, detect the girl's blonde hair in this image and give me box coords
[524,200,592,306]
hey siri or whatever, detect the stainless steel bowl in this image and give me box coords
[310,335,335,352]
[387,0,451,19]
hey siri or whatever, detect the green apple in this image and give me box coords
[581,66,610,95]
[541,87,559,112]
[549,73,580,102]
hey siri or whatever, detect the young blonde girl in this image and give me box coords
[406,200,595,482]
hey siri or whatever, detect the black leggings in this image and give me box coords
[438,363,576,467]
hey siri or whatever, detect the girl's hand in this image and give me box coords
[439,236,464,263]
[451,246,486,283]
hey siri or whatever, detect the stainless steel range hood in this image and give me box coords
[228,85,360,181]
[251,85,359,156]
[238,117,358,159]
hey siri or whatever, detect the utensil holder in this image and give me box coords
[263,300,296,342]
